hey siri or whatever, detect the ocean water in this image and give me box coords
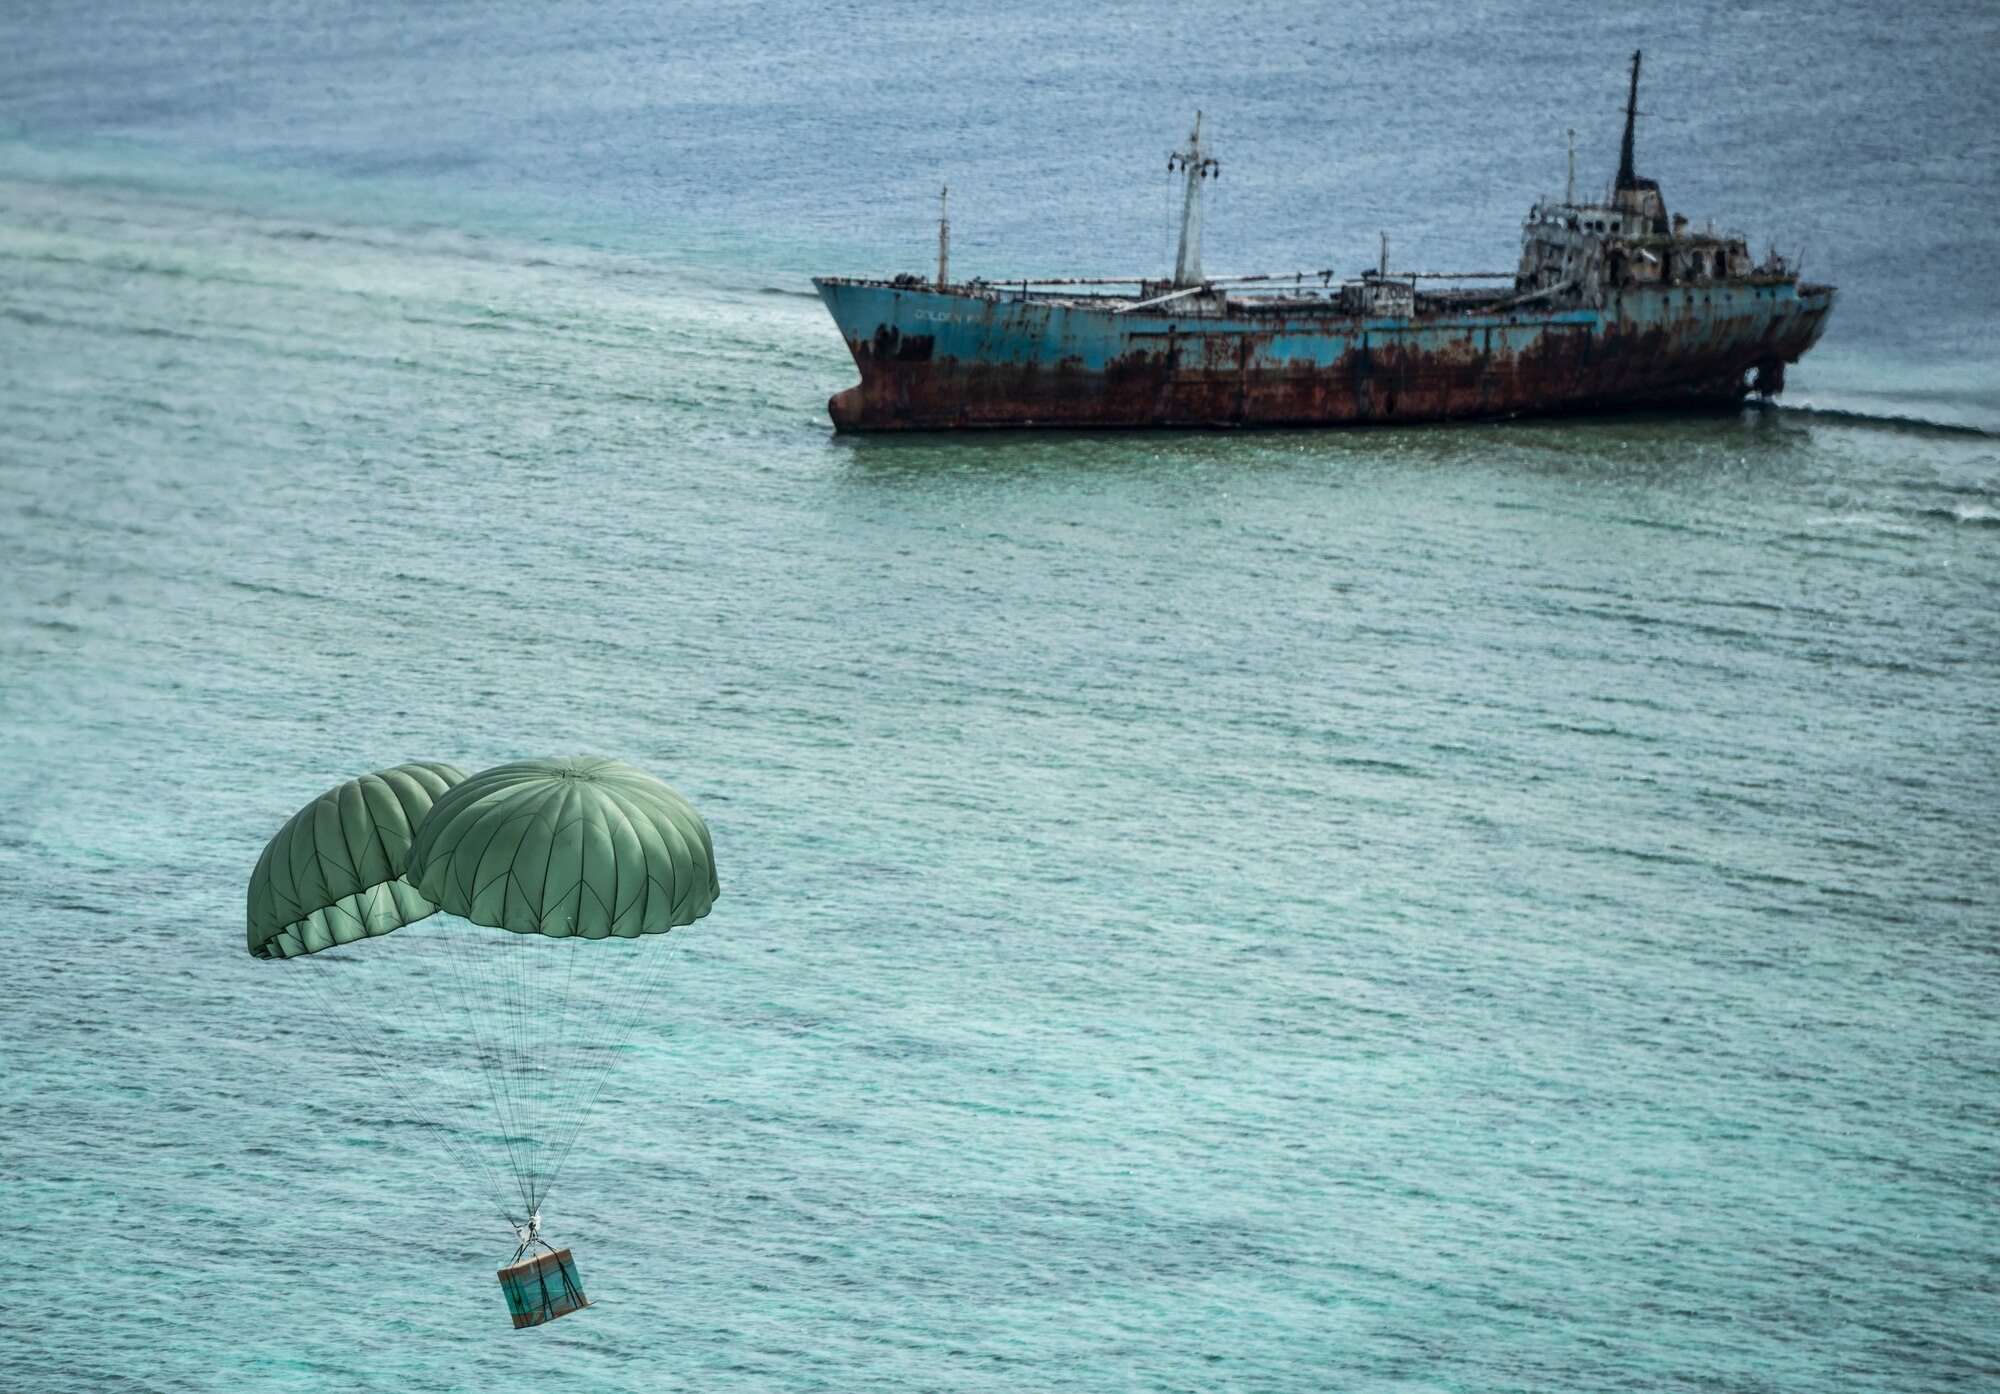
[2,4,1997,1391]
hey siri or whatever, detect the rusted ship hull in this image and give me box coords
[814,279,1835,431]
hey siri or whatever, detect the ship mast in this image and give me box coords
[1169,112,1219,287]
[936,185,949,290]
[1616,49,1642,191]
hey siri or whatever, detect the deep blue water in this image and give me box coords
[2,4,1997,1391]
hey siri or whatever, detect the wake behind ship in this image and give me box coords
[814,53,1834,432]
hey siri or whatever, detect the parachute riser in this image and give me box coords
[509,1210,553,1265]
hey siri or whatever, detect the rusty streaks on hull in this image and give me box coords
[820,282,1835,432]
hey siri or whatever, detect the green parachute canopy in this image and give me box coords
[247,761,469,960]
[405,755,718,940]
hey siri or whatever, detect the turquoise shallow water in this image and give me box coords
[3,4,2000,1389]
[4,165,1996,1392]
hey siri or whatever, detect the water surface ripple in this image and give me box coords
[2,30,1998,1394]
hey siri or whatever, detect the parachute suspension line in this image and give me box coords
[473,925,531,1210]
[517,927,570,1211]
[425,916,597,1223]
[290,961,487,1209]
[432,923,524,1216]
[406,926,505,1212]
[526,928,588,1214]
[542,929,633,1210]
[534,931,609,1210]
[498,930,533,1204]
[393,918,530,1224]
[287,954,519,1229]
[535,927,695,1212]
[386,919,550,1229]
[434,921,538,1219]
[507,927,554,1209]
[334,930,528,1228]
[547,929,584,1147]
[290,920,701,1235]
[510,930,562,1213]
[289,953,493,1207]
[424,925,541,1227]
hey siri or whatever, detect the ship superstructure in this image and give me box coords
[814,54,1833,431]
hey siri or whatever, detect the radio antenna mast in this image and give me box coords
[1169,112,1220,287]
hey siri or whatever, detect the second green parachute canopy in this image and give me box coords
[405,755,718,940]
[247,761,467,960]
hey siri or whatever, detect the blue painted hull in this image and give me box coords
[813,279,1835,431]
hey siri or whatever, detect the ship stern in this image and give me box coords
[1758,282,1837,398]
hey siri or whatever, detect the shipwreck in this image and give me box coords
[814,52,1834,431]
